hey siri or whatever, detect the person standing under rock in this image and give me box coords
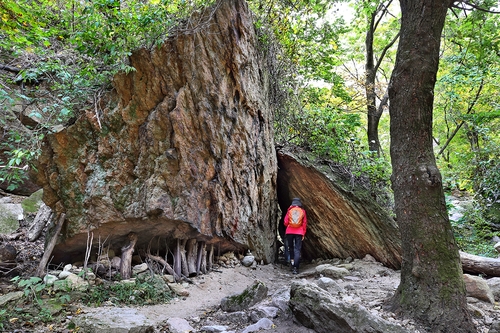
[284,198,307,274]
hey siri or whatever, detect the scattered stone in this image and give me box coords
[58,270,72,279]
[167,317,195,333]
[486,277,500,301]
[464,274,495,304]
[43,274,58,286]
[0,291,23,306]
[315,264,350,279]
[249,306,278,322]
[168,283,190,297]
[200,324,228,332]
[216,311,249,325]
[270,287,291,315]
[162,274,175,283]
[241,255,255,267]
[316,276,344,294]
[220,280,268,312]
[241,317,273,333]
[133,263,149,274]
[53,272,88,291]
[75,307,155,332]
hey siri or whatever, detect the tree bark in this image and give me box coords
[28,203,52,242]
[365,1,399,155]
[207,244,214,272]
[186,239,198,277]
[179,239,189,277]
[120,232,137,279]
[36,213,65,277]
[196,241,206,275]
[388,1,475,332]
[174,239,182,278]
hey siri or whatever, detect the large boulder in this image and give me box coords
[277,148,402,269]
[33,0,279,264]
[289,280,410,333]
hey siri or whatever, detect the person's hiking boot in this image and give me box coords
[292,267,298,275]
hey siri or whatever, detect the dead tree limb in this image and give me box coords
[120,232,137,279]
[28,203,53,242]
[174,239,182,278]
[36,213,65,277]
[460,251,500,277]
[0,232,24,241]
[146,253,180,282]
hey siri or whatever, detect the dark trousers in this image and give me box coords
[287,234,302,269]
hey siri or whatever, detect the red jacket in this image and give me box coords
[284,205,307,236]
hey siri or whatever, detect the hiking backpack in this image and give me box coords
[288,206,304,228]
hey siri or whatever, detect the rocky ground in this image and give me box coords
[2,244,500,332]
[1,191,500,332]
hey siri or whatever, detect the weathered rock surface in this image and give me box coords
[464,274,495,304]
[34,0,278,264]
[289,280,410,333]
[277,148,402,269]
[220,280,268,312]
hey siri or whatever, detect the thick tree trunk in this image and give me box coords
[388,1,476,332]
[120,232,137,279]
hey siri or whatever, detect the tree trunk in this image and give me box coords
[196,241,206,275]
[174,239,182,278]
[186,239,198,277]
[120,232,137,279]
[207,244,214,272]
[364,1,398,155]
[179,239,189,277]
[388,1,476,332]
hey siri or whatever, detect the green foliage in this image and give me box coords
[450,203,499,258]
[83,274,172,306]
[0,0,214,191]
[11,276,45,300]
[0,309,6,330]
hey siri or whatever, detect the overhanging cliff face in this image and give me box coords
[34,0,279,264]
[277,149,402,269]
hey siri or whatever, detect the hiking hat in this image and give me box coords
[291,198,302,207]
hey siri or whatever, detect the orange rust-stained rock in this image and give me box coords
[34,0,279,265]
[277,148,402,269]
